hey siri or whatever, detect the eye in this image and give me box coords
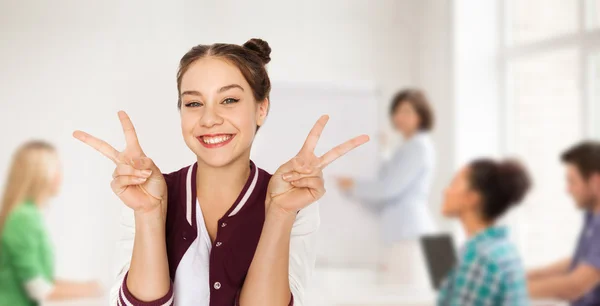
[222,98,240,105]
[184,101,202,108]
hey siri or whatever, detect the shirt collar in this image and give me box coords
[465,226,508,248]
[586,210,600,226]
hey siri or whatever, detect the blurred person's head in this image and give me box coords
[560,141,600,211]
[0,141,61,231]
[389,88,434,138]
[176,38,271,168]
[442,158,531,226]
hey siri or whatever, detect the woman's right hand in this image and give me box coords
[73,111,167,216]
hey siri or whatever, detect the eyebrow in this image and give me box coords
[180,84,244,98]
[218,84,244,93]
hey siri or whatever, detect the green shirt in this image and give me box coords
[0,200,54,306]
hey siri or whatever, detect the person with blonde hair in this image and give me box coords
[0,141,102,306]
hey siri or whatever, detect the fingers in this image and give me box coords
[319,134,370,168]
[129,156,157,171]
[110,175,147,195]
[289,176,326,196]
[282,156,323,182]
[291,156,314,174]
[118,111,143,153]
[73,130,120,163]
[112,164,152,179]
[110,157,160,196]
[300,115,330,154]
[282,169,323,182]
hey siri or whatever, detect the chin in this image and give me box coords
[578,202,594,211]
[441,206,458,218]
[201,153,239,168]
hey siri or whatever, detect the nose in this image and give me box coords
[200,105,224,128]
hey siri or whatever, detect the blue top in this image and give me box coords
[571,212,600,306]
[349,132,436,242]
[438,226,529,306]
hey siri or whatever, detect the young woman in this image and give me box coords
[337,88,437,287]
[438,158,531,305]
[74,39,368,306]
[0,141,102,306]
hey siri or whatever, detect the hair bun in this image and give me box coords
[497,160,531,206]
[243,38,271,65]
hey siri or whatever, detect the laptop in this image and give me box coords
[420,234,457,290]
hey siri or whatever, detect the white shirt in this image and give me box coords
[351,132,437,242]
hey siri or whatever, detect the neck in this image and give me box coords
[460,211,492,238]
[32,194,50,208]
[403,130,419,139]
[196,153,252,200]
[592,198,600,214]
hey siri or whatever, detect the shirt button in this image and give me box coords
[214,282,221,290]
[221,222,227,228]
[216,242,222,247]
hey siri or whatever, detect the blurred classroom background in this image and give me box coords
[1,0,598,305]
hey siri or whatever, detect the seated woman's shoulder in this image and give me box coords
[3,205,43,236]
[469,240,521,269]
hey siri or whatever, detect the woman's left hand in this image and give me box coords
[266,115,369,214]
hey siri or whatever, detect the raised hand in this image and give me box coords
[73,111,167,215]
[267,115,370,213]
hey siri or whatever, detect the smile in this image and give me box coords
[198,134,235,148]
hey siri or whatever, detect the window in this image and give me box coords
[590,52,600,136]
[507,49,582,265]
[507,0,578,45]
[587,0,600,29]
[503,1,600,267]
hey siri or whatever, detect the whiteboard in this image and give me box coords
[251,81,382,265]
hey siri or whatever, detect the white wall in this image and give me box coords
[414,0,454,233]
[0,0,425,285]
[450,0,502,242]
[453,0,501,164]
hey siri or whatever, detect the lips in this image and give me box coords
[197,134,235,148]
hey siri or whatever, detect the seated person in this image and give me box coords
[438,158,531,306]
[0,141,102,306]
[528,141,600,306]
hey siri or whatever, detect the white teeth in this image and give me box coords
[202,135,231,145]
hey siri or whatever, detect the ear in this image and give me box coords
[464,189,482,211]
[256,98,269,127]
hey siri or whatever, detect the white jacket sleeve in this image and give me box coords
[109,207,135,306]
[288,202,320,306]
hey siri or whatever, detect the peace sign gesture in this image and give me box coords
[73,111,167,215]
[267,115,370,213]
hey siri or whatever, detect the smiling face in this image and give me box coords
[179,57,269,168]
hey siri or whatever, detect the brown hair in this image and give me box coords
[176,38,272,111]
[561,141,600,179]
[389,88,435,131]
[468,158,531,222]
